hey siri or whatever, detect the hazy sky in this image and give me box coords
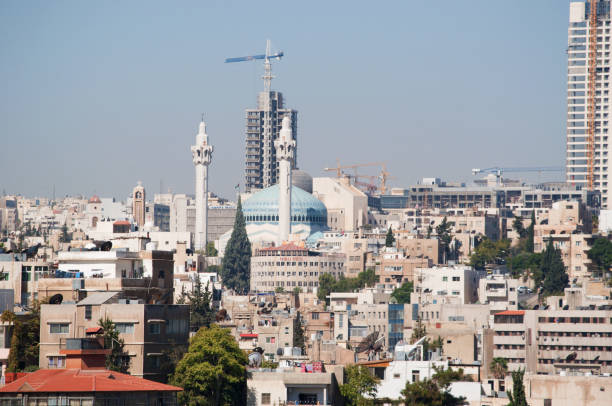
[0,1,569,201]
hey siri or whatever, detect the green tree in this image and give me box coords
[339,364,379,405]
[385,227,395,247]
[410,318,427,344]
[221,197,252,294]
[507,368,528,406]
[170,325,248,406]
[525,211,535,253]
[317,269,378,302]
[436,217,454,262]
[508,252,541,279]
[206,241,218,257]
[274,286,285,293]
[587,237,612,276]
[317,273,336,301]
[512,216,527,239]
[98,317,129,373]
[469,238,510,270]
[293,312,305,353]
[490,357,508,380]
[390,281,413,304]
[432,365,472,387]
[401,377,464,406]
[60,223,71,243]
[541,239,569,295]
[292,287,302,294]
[2,302,41,372]
[178,276,215,332]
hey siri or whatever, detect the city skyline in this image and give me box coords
[1,1,568,200]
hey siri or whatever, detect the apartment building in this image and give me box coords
[478,274,520,313]
[412,266,482,305]
[250,244,346,293]
[40,292,189,381]
[376,247,432,289]
[492,308,612,375]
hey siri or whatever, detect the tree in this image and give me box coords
[317,273,336,301]
[401,377,464,406]
[490,357,508,380]
[512,216,527,239]
[508,252,541,279]
[385,227,395,247]
[2,302,42,372]
[339,364,379,405]
[221,197,252,294]
[98,317,129,373]
[410,318,427,344]
[274,286,285,293]
[293,312,305,353]
[469,238,510,270]
[170,325,248,406]
[317,269,377,302]
[436,217,454,262]
[587,237,612,276]
[178,275,215,332]
[541,239,569,295]
[60,224,71,243]
[507,368,528,406]
[432,365,472,387]
[390,281,413,304]
[205,241,218,257]
[525,211,535,253]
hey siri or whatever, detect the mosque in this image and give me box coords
[218,117,329,253]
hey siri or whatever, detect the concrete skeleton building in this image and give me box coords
[245,91,298,192]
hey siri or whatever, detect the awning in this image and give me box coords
[240,333,258,339]
[85,327,103,334]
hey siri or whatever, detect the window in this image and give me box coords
[116,323,135,334]
[312,312,319,320]
[261,393,271,405]
[452,276,460,282]
[166,319,188,335]
[442,276,448,282]
[149,323,161,334]
[48,356,65,369]
[49,323,69,334]
[85,305,92,320]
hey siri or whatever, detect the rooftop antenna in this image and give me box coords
[225,39,284,93]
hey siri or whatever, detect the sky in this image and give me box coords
[0,0,569,201]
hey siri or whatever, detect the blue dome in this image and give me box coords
[242,185,327,225]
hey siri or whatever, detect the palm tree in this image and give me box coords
[490,357,508,380]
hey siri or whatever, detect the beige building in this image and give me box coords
[0,253,53,308]
[312,177,368,232]
[39,292,189,381]
[250,243,346,293]
[412,265,482,305]
[492,308,612,375]
[396,235,441,265]
[376,247,432,289]
[534,201,594,280]
[478,274,519,313]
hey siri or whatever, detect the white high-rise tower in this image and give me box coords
[274,116,296,244]
[191,119,213,251]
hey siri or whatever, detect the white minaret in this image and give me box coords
[191,118,213,252]
[274,116,295,244]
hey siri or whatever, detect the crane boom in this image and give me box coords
[224,40,283,92]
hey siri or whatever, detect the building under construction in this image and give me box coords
[566,1,611,208]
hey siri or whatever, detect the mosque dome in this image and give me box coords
[291,169,313,193]
[242,185,327,225]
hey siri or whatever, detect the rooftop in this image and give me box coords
[0,369,182,393]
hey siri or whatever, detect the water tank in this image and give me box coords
[292,170,313,193]
[146,242,158,251]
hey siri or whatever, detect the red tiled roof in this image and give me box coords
[113,220,131,226]
[240,333,258,338]
[259,243,307,252]
[0,369,182,393]
[495,310,525,316]
[85,327,103,334]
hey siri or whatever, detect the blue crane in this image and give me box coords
[472,166,564,184]
[225,40,283,92]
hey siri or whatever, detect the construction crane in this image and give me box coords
[471,166,564,184]
[324,160,384,178]
[225,40,284,93]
